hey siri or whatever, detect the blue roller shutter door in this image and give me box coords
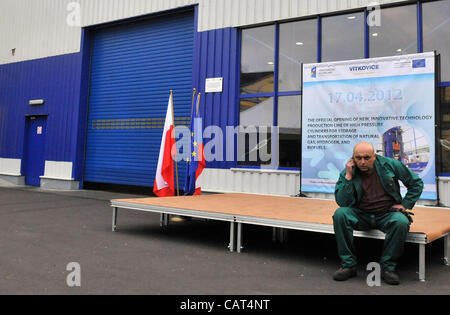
[85,11,193,187]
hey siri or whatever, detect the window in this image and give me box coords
[369,5,417,57]
[278,96,301,168]
[423,0,450,81]
[240,97,273,127]
[240,26,275,95]
[322,13,365,62]
[238,97,273,166]
[279,19,317,92]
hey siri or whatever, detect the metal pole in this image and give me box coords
[164,213,169,226]
[444,234,450,266]
[237,223,243,253]
[419,244,426,282]
[229,222,235,252]
[170,90,180,196]
[112,207,118,232]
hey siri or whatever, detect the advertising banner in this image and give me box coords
[302,52,436,200]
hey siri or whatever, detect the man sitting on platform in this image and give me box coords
[332,142,423,285]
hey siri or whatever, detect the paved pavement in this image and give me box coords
[0,185,449,295]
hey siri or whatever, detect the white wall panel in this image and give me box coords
[42,161,73,180]
[439,177,450,207]
[198,0,411,31]
[78,0,197,27]
[0,0,196,65]
[202,168,300,196]
[0,158,22,176]
[1,0,412,65]
[0,0,81,64]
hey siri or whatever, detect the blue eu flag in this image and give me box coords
[184,93,205,195]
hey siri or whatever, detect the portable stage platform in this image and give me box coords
[110,193,450,281]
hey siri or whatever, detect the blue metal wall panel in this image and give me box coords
[0,53,84,169]
[85,11,194,187]
[73,29,93,186]
[192,27,239,169]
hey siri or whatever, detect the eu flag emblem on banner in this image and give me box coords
[184,92,205,195]
[412,59,426,68]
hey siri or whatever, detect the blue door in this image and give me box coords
[24,116,47,186]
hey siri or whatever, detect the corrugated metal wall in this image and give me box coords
[439,177,450,206]
[0,0,82,65]
[0,53,84,164]
[79,0,197,26]
[0,0,196,65]
[197,0,409,31]
[193,27,240,170]
[0,0,411,65]
[202,168,300,196]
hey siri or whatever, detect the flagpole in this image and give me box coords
[170,90,180,196]
[189,88,196,126]
[196,92,201,117]
[187,88,197,155]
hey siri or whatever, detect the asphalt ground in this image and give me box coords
[0,186,449,296]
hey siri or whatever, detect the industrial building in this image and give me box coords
[0,0,449,205]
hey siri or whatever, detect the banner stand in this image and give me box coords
[296,63,308,198]
[434,52,442,207]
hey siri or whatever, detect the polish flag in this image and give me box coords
[153,93,175,197]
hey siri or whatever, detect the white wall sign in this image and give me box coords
[37,126,42,134]
[205,77,223,93]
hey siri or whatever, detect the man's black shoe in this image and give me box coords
[381,270,400,285]
[333,267,357,281]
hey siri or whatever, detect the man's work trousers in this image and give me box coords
[332,207,411,272]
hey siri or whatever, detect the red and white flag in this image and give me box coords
[153,93,175,197]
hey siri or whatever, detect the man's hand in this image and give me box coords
[389,204,414,223]
[345,158,355,180]
[391,204,407,211]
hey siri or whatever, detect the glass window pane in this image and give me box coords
[279,19,317,92]
[440,87,450,173]
[370,5,417,58]
[238,97,273,166]
[240,26,275,95]
[240,97,274,127]
[322,13,365,62]
[278,96,301,168]
[423,0,450,82]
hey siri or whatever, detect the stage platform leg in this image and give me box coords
[229,222,235,252]
[112,207,118,232]
[444,234,450,266]
[237,223,243,253]
[159,213,169,227]
[419,244,425,282]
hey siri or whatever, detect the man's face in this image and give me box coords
[353,145,376,172]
